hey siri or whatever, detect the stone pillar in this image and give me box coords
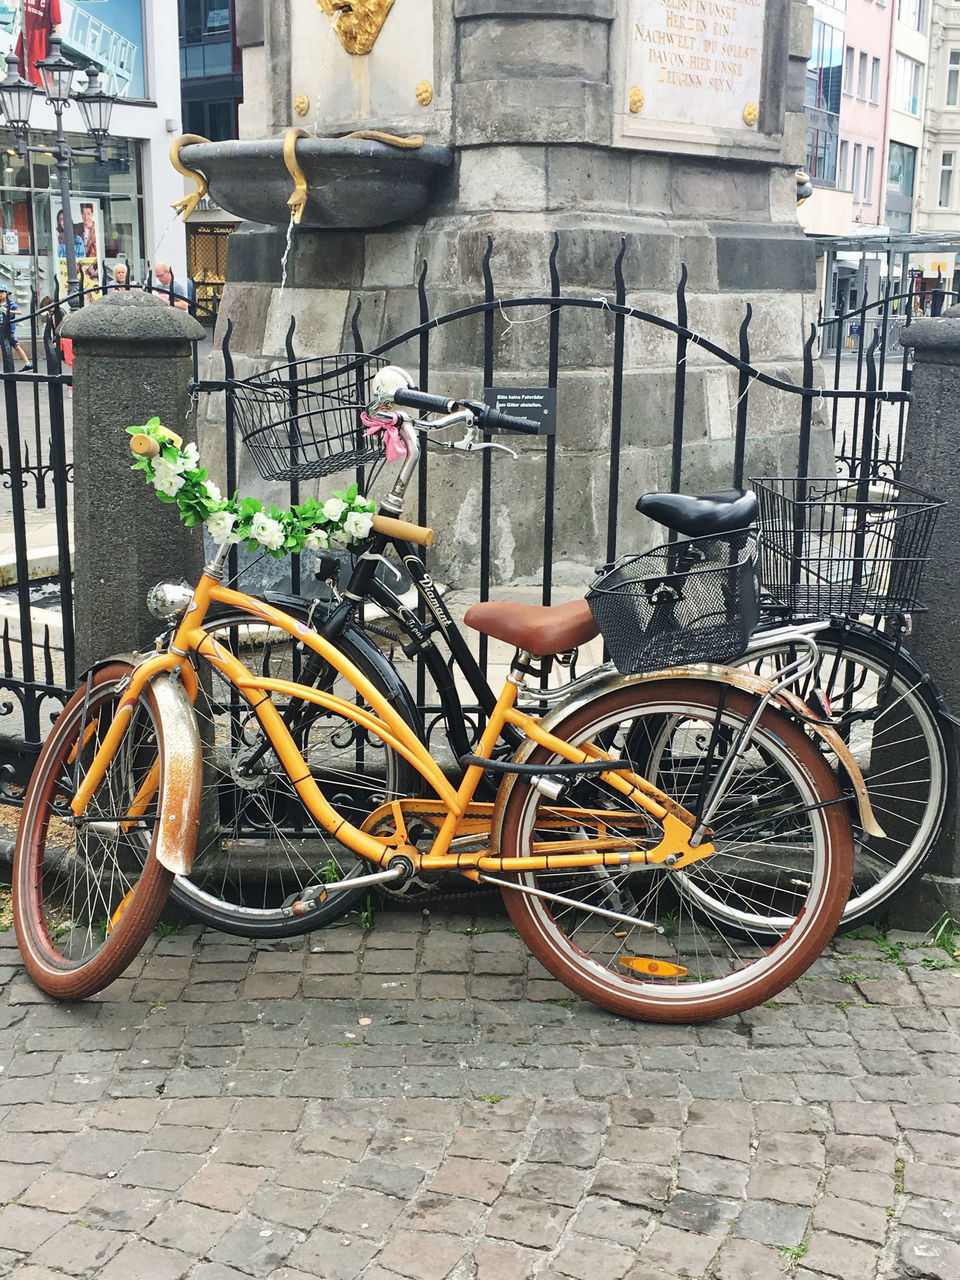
[60,293,206,671]
[894,312,960,923]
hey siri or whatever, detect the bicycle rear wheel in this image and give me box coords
[168,602,421,938]
[497,679,853,1023]
[737,622,951,931]
[13,663,179,1000]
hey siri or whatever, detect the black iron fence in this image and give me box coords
[0,238,916,782]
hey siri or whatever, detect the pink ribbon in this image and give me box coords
[361,409,407,462]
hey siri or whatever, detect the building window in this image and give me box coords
[852,142,863,200]
[947,49,960,106]
[839,139,850,188]
[870,58,881,103]
[940,151,955,206]
[858,51,868,98]
[183,99,236,141]
[893,53,924,114]
[844,45,855,94]
[864,147,875,202]
[806,128,840,183]
[807,20,844,113]
[179,0,237,79]
[886,139,916,230]
[898,0,926,29]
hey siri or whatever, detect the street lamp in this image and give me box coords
[0,37,116,298]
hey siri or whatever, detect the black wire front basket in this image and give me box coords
[754,477,945,617]
[587,532,759,676]
[231,353,388,482]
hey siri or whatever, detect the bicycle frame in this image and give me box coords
[320,530,512,763]
[71,555,715,884]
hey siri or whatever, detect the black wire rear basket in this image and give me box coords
[587,532,759,675]
[230,353,388,482]
[753,477,944,617]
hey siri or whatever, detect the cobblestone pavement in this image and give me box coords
[1,907,960,1280]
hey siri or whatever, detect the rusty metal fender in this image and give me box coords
[79,654,203,874]
[493,663,883,842]
[146,671,203,875]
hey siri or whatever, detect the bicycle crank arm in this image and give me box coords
[477,872,663,932]
[281,865,407,917]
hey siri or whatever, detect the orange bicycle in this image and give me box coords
[12,361,874,1019]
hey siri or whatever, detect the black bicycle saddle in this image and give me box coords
[635,489,758,538]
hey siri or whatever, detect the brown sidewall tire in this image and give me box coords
[13,663,175,1001]
[498,679,854,1023]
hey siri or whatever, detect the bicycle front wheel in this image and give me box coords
[738,623,952,931]
[13,663,178,1000]
[497,679,853,1023]
[168,603,421,938]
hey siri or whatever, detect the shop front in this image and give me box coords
[0,129,145,310]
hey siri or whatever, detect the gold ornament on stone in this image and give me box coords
[294,93,310,117]
[284,127,312,224]
[169,134,211,221]
[415,80,433,107]
[629,87,644,113]
[743,102,759,127]
[317,0,394,55]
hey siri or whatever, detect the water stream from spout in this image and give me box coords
[278,212,296,299]
[154,209,187,261]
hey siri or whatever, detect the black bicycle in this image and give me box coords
[167,363,952,938]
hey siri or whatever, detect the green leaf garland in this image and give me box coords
[127,419,377,559]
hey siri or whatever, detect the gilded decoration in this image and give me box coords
[629,87,644,114]
[742,102,759,127]
[316,0,395,55]
[415,80,433,106]
[170,134,211,220]
[294,93,310,117]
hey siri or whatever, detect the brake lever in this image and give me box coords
[451,429,518,458]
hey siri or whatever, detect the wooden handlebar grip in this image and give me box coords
[371,514,435,547]
[130,434,161,458]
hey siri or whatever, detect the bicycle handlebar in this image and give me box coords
[390,386,541,436]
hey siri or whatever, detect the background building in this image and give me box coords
[0,0,187,307]
[177,0,242,315]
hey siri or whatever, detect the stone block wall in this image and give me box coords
[209,0,829,588]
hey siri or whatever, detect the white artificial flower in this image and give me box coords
[205,509,239,544]
[343,510,373,541]
[322,496,347,522]
[153,469,185,497]
[250,512,286,550]
[152,456,179,483]
[202,480,222,505]
[304,528,330,550]
[181,442,200,470]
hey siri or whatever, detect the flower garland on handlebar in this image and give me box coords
[127,419,377,559]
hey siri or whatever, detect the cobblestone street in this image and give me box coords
[1,906,959,1279]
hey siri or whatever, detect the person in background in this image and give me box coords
[153,261,190,311]
[108,263,135,290]
[0,289,33,370]
[39,295,73,389]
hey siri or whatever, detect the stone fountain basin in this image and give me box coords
[179,136,454,229]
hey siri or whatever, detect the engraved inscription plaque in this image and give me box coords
[623,0,766,138]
